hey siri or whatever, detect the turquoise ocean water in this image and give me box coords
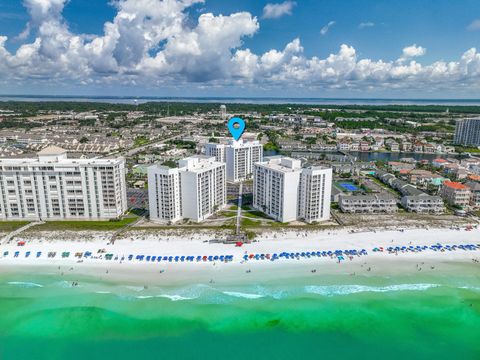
[0,271,479,360]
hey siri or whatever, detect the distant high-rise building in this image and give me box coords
[148,156,226,223]
[0,146,127,220]
[205,143,226,163]
[454,118,480,147]
[205,140,263,182]
[253,156,332,223]
[220,105,227,120]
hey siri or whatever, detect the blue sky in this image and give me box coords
[0,0,480,97]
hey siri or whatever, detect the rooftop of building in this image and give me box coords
[37,145,67,155]
[257,156,302,173]
[179,155,224,172]
[432,158,448,163]
[0,146,123,166]
[443,181,469,190]
[465,181,480,191]
[457,117,480,122]
[339,194,395,201]
[408,169,435,176]
[0,156,123,166]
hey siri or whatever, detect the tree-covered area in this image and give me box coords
[3,100,480,117]
[335,119,455,133]
[167,139,196,149]
[0,118,43,129]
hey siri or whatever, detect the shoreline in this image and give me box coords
[0,227,479,286]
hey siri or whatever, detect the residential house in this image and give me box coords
[359,141,371,152]
[401,141,413,152]
[339,194,397,213]
[387,161,415,172]
[423,143,436,153]
[440,181,471,208]
[413,142,424,153]
[465,181,480,208]
[432,158,449,168]
[385,139,400,152]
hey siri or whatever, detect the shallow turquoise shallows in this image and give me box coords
[0,272,479,360]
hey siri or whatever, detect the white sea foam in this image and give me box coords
[223,291,265,299]
[124,286,145,292]
[136,295,155,299]
[7,281,43,288]
[459,286,480,292]
[156,294,194,301]
[95,291,111,294]
[305,283,439,296]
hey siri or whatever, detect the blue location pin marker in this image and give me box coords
[227,117,246,141]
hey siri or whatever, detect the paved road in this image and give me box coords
[127,188,148,210]
[111,133,182,157]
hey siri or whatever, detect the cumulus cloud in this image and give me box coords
[0,0,480,94]
[467,19,480,31]
[320,21,336,36]
[262,1,296,19]
[402,44,426,58]
[398,44,426,64]
[358,22,374,29]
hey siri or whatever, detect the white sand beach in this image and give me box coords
[0,227,479,286]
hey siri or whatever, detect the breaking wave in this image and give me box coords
[304,283,439,296]
[7,281,43,288]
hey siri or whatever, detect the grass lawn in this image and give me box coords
[217,211,237,218]
[241,218,262,227]
[0,221,30,232]
[33,216,138,232]
[242,209,273,220]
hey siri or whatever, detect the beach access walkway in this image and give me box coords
[236,182,243,235]
[110,212,146,244]
[1,221,44,245]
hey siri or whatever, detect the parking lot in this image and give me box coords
[127,188,148,210]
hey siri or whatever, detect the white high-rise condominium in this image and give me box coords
[220,105,227,120]
[148,156,226,223]
[205,140,263,182]
[147,166,182,223]
[253,156,332,223]
[454,118,480,147]
[298,166,332,222]
[253,157,302,222]
[205,143,226,162]
[0,146,127,220]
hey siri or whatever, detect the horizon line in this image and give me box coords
[1,94,480,101]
